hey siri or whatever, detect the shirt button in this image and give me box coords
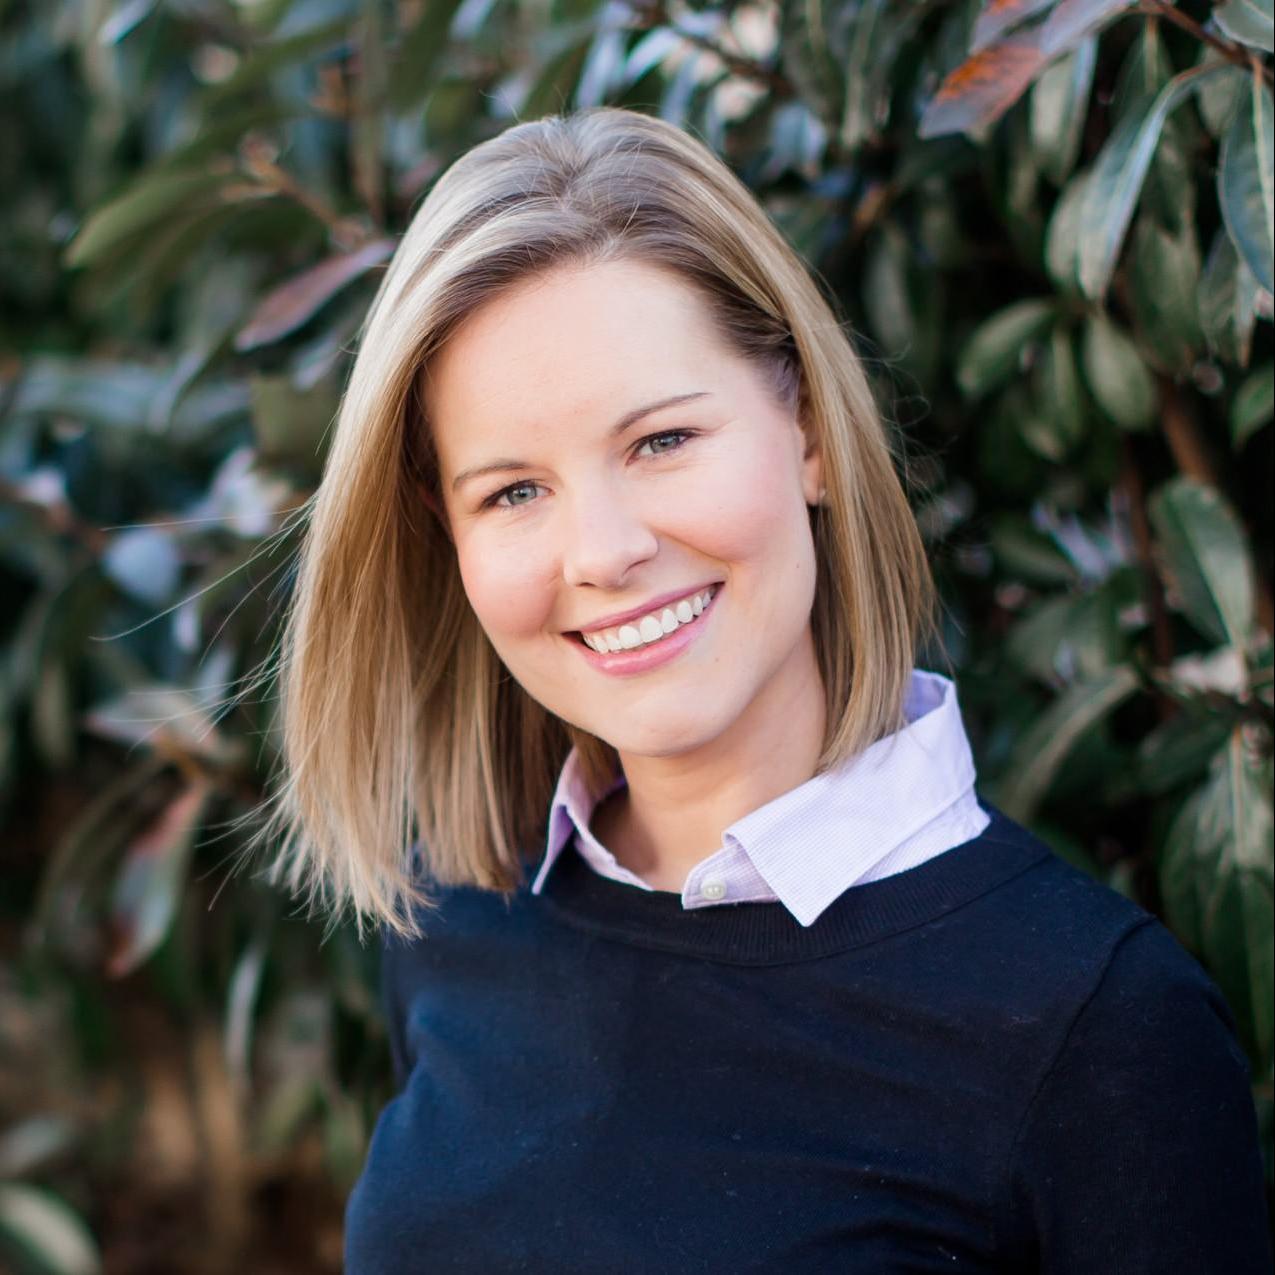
[701,876,727,901]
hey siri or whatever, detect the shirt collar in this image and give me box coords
[531,669,978,921]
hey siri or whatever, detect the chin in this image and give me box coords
[592,708,733,761]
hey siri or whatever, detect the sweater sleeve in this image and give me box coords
[1005,917,1273,1273]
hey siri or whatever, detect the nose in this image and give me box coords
[559,485,659,589]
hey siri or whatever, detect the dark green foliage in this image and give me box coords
[0,0,1271,1265]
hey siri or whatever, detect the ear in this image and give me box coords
[798,425,825,508]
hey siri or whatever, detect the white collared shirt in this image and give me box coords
[530,668,991,926]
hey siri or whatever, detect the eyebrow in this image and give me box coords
[449,391,711,493]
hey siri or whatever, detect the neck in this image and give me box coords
[592,631,826,893]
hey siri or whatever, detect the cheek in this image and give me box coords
[676,436,812,568]
[455,538,555,644]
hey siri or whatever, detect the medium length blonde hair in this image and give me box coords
[253,107,937,940]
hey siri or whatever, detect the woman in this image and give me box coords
[257,108,1271,1271]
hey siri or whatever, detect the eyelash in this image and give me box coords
[481,429,696,510]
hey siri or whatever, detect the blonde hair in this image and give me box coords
[251,107,937,941]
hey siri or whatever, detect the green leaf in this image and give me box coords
[1148,477,1255,648]
[862,225,914,362]
[993,664,1141,820]
[1044,169,1090,293]
[523,33,593,121]
[1043,324,1087,452]
[28,756,169,956]
[389,0,472,109]
[989,513,1082,584]
[322,1088,369,1190]
[1159,731,1274,1063]
[66,170,231,269]
[225,926,270,1092]
[839,0,888,149]
[575,26,628,109]
[1231,364,1274,446]
[1213,0,1275,52]
[0,1184,101,1275]
[1198,227,1261,366]
[249,373,340,476]
[259,1076,324,1153]
[1030,36,1097,184]
[780,0,846,130]
[1195,57,1248,138]
[1023,323,1088,459]
[1219,78,1275,295]
[1003,107,1045,261]
[1039,0,1132,56]
[1136,704,1235,795]
[861,223,939,382]
[978,391,1053,498]
[1006,583,1127,684]
[1111,16,1173,116]
[204,18,351,103]
[1080,313,1156,430]
[956,299,1054,398]
[1077,65,1220,299]
[1131,216,1202,372]
[1107,18,1196,237]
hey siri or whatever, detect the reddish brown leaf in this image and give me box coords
[105,782,210,978]
[917,34,1051,139]
[971,0,1056,53]
[234,237,395,352]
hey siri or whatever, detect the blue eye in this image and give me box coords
[635,430,692,457]
[481,430,695,510]
[487,481,541,509]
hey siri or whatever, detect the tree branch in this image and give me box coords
[1138,0,1275,85]
[625,0,792,96]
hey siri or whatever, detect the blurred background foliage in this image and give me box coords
[0,0,1271,1268]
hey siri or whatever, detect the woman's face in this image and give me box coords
[426,258,824,762]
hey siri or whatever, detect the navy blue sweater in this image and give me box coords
[344,805,1272,1272]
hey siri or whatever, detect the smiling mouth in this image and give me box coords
[574,585,719,654]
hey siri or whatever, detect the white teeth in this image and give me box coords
[638,615,664,643]
[581,586,716,654]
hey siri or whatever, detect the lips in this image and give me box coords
[577,586,718,653]
[570,583,720,674]
[575,581,723,636]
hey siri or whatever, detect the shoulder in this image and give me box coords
[1041,909,1247,1084]
[973,805,1250,1107]
[944,804,1245,1056]
[957,802,1161,975]
[999,861,1267,1267]
[378,848,541,969]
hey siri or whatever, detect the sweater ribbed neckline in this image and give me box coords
[533,803,1051,965]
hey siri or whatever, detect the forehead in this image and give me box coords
[423,259,734,460]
